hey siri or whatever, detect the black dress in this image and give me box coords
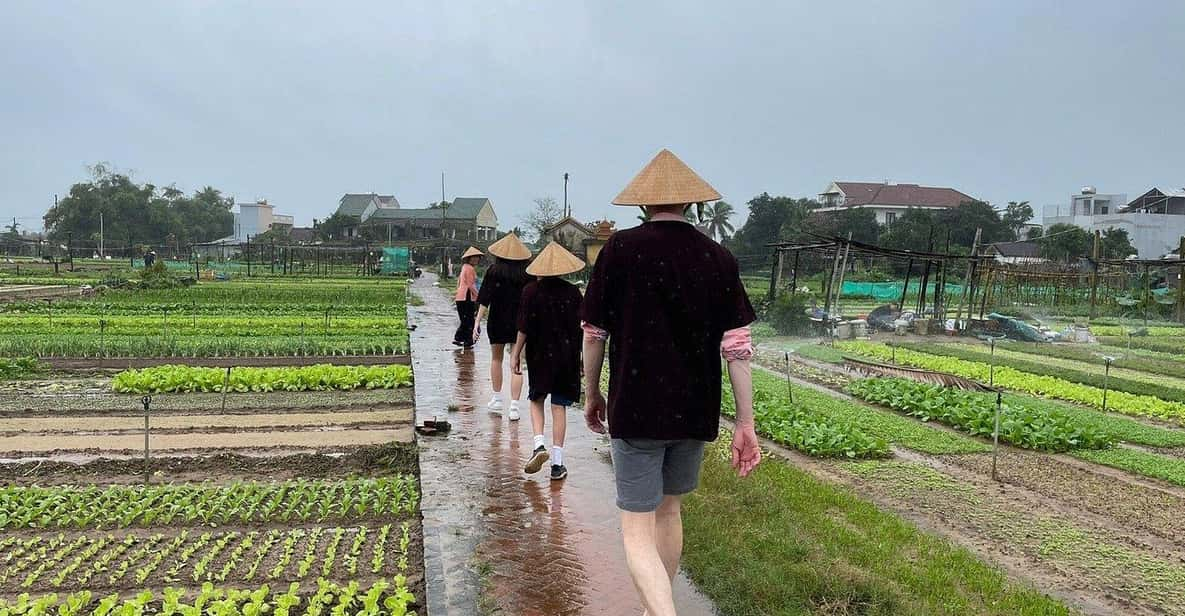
[477,268,528,344]
[517,278,583,402]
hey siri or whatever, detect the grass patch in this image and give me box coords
[1072,447,1185,488]
[793,343,846,364]
[1100,336,1185,356]
[752,370,988,455]
[681,441,1074,616]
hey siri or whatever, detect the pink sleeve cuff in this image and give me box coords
[721,326,753,361]
[582,322,608,342]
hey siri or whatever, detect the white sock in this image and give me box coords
[552,446,563,466]
[533,434,545,450]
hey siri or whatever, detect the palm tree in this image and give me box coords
[703,201,735,242]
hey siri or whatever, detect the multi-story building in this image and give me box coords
[1042,187,1185,258]
[815,181,977,227]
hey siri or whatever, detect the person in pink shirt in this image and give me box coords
[453,246,483,348]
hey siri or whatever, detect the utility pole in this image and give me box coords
[99,211,104,258]
[563,172,570,218]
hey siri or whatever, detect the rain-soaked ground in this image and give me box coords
[411,273,717,616]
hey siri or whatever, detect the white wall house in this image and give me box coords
[230,200,292,242]
[1042,187,1185,258]
[815,181,977,227]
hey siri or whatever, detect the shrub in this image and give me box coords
[767,292,811,335]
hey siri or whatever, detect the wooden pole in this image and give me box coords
[790,251,800,295]
[917,227,935,315]
[953,228,982,329]
[774,250,785,297]
[899,259,913,311]
[823,244,842,316]
[767,249,781,303]
[1089,230,1101,319]
[833,233,853,317]
[1176,236,1185,323]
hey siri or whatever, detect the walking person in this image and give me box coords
[581,149,761,616]
[453,246,483,348]
[474,233,532,419]
[510,241,585,481]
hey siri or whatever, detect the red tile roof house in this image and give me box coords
[815,181,978,227]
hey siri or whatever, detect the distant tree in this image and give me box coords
[936,200,1010,247]
[727,193,816,257]
[879,208,938,253]
[2,221,20,253]
[316,212,356,241]
[805,207,880,246]
[1026,226,1044,240]
[43,164,232,248]
[522,196,563,243]
[702,201,736,242]
[1100,227,1137,260]
[1001,201,1034,240]
[428,200,452,209]
[1038,223,1093,262]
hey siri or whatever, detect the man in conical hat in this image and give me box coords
[511,241,585,481]
[581,149,760,616]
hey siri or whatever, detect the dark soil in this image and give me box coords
[0,442,419,485]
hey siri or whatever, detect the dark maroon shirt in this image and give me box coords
[581,220,755,441]
[517,278,583,402]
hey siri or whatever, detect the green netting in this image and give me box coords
[841,281,964,301]
[380,247,410,275]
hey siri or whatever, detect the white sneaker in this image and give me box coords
[487,396,504,413]
[508,401,521,421]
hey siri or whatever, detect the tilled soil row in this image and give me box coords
[942,448,1185,547]
[0,387,415,415]
[0,408,412,436]
[0,427,415,457]
[2,443,418,485]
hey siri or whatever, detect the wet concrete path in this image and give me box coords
[412,274,718,616]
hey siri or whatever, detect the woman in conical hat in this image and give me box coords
[452,246,484,348]
[511,241,585,481]
[473,233,532,419]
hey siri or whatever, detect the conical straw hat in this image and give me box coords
[461,246,484,259]
[527,241,586,277]
[611,149,721,207]
[486,233,532,260]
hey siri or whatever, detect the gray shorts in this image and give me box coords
[609,438,706,513]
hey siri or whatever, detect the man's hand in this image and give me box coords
[511,353,522,375]
[585,389,607,434]
[472,324,481,343]
[731,421,761,477]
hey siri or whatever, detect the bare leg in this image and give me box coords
[622,511,677,616]
[489,343,505,394]
[529,399,546,439]
[551,404,567,447]
[654,496,683,582]
[510,367,524,402]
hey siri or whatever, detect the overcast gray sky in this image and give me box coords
[2,1,1183,233]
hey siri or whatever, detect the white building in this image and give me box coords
[815,181,977,227]
[204,200,294,244]
[1042,187,1185,258]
